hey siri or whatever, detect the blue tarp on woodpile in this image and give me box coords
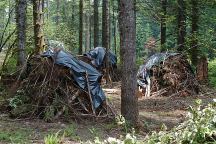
[83,47,117,69]
[42,49,106,109]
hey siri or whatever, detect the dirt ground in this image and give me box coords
[0,82,215,143]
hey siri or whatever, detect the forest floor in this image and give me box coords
[0,82,215,143]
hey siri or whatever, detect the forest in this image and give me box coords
[0,0,216,143]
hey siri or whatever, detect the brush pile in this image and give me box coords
[80,47,119,82]
[137,53,199,97]
[4,50,113,121]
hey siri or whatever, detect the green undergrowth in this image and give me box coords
[0,127,32,143]
[91,99,216,144]
[209,59,216,88]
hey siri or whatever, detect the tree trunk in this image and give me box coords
[87,0,91,50]
[102,0,110,82]
[56,0,60,25]
[16,0,27,66]
[177,0,186,52]
[46,0,49,20]
[85,14,90,52]
[102,0,109,47]
[119,0,138,126]
[196,56,208,83]
[33,0,45,55]
[62,0,68,23]
[79,0,83,55]
[109,0,111,50]
[93,0,99,48]
[71,0,75,24]
[160,0,167,52]
[112,0,117,54]
[89,15,92,49]
[190,0,199,66]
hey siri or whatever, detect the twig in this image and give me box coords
[85,71,96,116]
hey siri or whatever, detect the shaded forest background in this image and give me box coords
[0,0,215,143]
[1,0,216,68]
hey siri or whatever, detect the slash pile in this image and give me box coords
[3,51,114,121]
[137,53,199,97]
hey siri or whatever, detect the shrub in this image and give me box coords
[208,59,216,88]
[44,131,63,144]
[93,99,216,144]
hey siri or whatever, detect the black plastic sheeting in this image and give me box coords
[137,53,179,87]
[83,47,117,69]
[42,49,106,109]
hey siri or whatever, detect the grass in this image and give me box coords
[44,131,63,144]
[0,127,31,143]
[64,123,80,141]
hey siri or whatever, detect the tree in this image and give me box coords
[79,0,83,54]
[46,0,49,20]
[190,0,199,66]
[16,0,27,66]
[33,0,45,54]
[177,0,186,52]
[160,0,167,52]
[111,0,117,54]
[71,0,75,23]
[85,0,91,51]
[119,0,138,126]
[102,0,110,82]
[93,0,99,48]
[56,0,60,25]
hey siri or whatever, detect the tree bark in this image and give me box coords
[177,0,186,52]
[33,0,45,54]
[85,14,90,52]
[160,0,167,52]
[93,0,99,48]
[196,56,208,83]
[46,0,49,20]
[42,0,45,23]
[102,0,110,82]
[16,0,27,66]
[119,0,138,126]
[89,15,92,49]
[112,0,117,54]
[79,0,83,54]
[87,0,91,50]
[102,0,109,49]
[190,0,199,66]
[56,0,60,25]
[71,0,75,24]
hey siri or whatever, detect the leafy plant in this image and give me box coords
[44,131,63,144]
[9,93,24,109]
[89,127,100,138]
[91,99,216,144]
[143,99,216,144]
[44,106,55,122]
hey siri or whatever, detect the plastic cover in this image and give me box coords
[84,47,117,68]
[137,53,179,87]
[42,49,106,109]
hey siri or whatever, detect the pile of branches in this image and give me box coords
[77,55,120,82]
[142,54,199,97]
[6,56,112,121]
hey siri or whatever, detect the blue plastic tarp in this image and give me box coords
[84,47,117,69]
[137,53,179,87]
[42,49,106,109]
